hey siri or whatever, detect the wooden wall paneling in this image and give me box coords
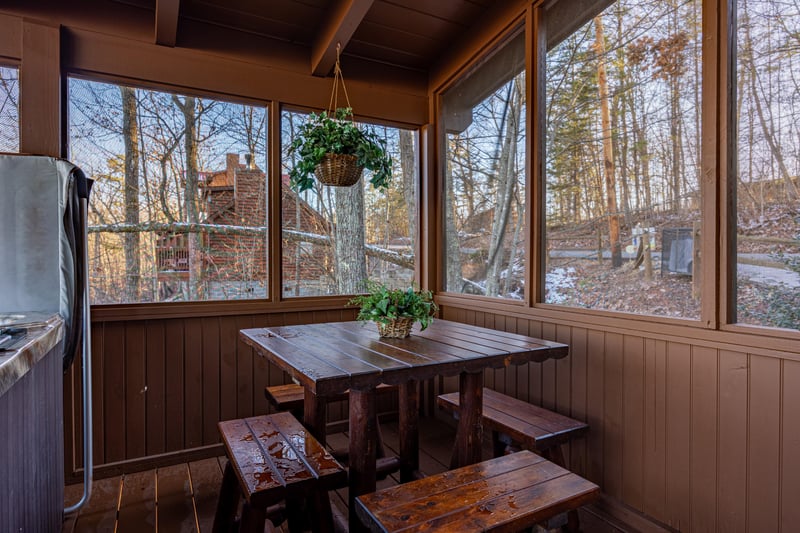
[125,321,147,459]
[665,342,691,530]
[621,335,645,511]
[747,355,781,532]
[253,313,281,414]
[602,332,624,500]
[234,315,255,418]
[716,349,747,533]
[145,320,166,456]
[218,315,238,422]
[201,316,221,445]
[555,324,571,412]
[690,346,718,532]
[568,326,588,476]
[164,319,185,452]
[504,317,522,398]
[781,359,800,531]
[183,318,204,448]
[540,322,557,410]
[90,321,106,469]
[63,355,77,474]
[64,336,84,473]
[527,319,543,405]
[642,338,668,523]
[585,329,605,485]
[104,322,127,463]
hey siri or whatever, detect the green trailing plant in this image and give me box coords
[288,107,392,192]
[348,282,438,330]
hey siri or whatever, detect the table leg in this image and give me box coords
[398,381,419,482]
[303,387,327,447]
[348,388,377,533]
[450,371,484,469]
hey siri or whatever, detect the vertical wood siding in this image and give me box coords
[63,309,357,474]
[439,306,800,533]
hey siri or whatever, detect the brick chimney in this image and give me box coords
[226,153,239,183]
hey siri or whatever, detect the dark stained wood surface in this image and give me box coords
[217,412,347,508]
[438,388,589,452]
[355,450,600,533]
[64,420,632,533]
[240,320,568,396]
[241,319,568,531]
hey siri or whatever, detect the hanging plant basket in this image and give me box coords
[314,153,364,187]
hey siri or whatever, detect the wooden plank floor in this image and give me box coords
[63,417,627,532]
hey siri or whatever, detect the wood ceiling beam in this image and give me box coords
[310,0,374,77]
[155,0,180,47]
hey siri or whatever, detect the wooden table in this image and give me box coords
[240,319,568,531]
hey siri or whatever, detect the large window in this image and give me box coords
[0,66,19,152]
[281,109,417,297]
[69,78,268,304]
[544,0,702,319]
[442,29,526,299]
[735,0,800,331]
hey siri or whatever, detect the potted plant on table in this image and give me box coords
[349,282,438,338]
[288,107,393,193]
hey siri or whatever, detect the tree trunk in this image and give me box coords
[175,95,204,299]
[486,78,522,297]
[120,86,141,302]
[334,182,367,293]
[595,16,622,268]
[399,129,417,251]
[445,151,463,292]
[741,5,799,199]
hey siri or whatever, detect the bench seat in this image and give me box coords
[213,411,347,532]
[438,388,588,462]
[265,382,396,413]
[355,450,599,532]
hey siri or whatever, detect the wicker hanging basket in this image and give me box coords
[376,317,414,338]
[314,153,364,187]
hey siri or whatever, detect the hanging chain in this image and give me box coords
[327,43,353,119]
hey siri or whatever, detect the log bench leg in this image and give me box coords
[240,502,267,533]
[212,462,241,533]
[398,380,419,483]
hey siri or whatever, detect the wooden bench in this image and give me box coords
[213,411,347,533]
[264,382,397,414]
[355,450,599,532]
[438,388,588,466]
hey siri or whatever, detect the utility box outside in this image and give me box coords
[661,228,694,276]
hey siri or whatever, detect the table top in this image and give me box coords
[240,319,568,396]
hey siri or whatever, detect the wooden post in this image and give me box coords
[303,387,327,447]
[349,388,376,533]
[398,381,419,482]
[450,372,483,469]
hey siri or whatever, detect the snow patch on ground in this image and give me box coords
[546,267,577,304]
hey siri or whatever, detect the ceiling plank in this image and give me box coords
[310,0,373,77]
[155,0,180,47]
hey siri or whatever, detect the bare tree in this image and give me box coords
[120,86,141,300]
[595,16,623,267]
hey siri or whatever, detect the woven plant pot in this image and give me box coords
[314,153,364,187]
[376,317,414,338]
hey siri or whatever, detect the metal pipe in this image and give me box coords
[64,196,93,515]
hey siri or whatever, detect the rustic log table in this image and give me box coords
[240,319,568,532]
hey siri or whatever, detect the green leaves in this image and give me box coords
[288,107,392,193]
[348,281,438,330]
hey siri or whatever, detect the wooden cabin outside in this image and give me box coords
[1,0,799,531]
